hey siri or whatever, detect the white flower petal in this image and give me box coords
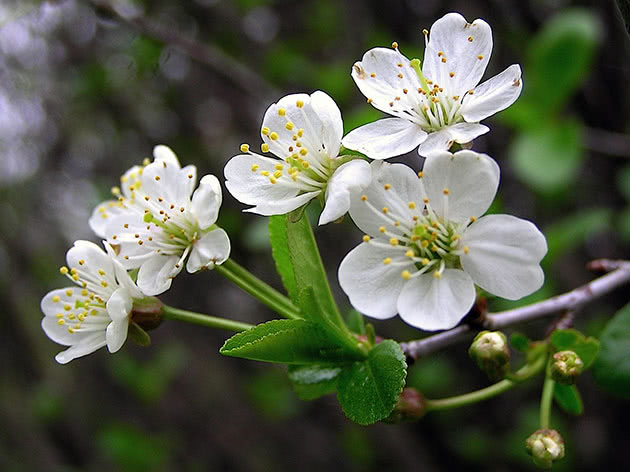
[350,47,422,117]
[137,255,181,296]
[461,64,523,122]
[348,161,421,238]
[67,240,116,280]
[397,269,476,331]
[342,118,428,160]
[191,174,222,229]
[460,214,547,300]
[186,228,231,272]
[422,150,499,223]
[104,242,144,299]
[153,144,181,167]
[422,13,492,97]
[416,129,454,156]
[141,151,186,205]
[106,320,129,353]
[106,287,132,322]
[310,90,344,157]
[54,333,108,364]
[175,164,198,204]
[319,159,371,225]
[244,190,321,216]
[339,243,414,320]
[89,200,129,238]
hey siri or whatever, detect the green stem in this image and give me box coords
[425,354,547,412]
[216,259,300,320]
[540,375,555,429]
[161,304,253,332]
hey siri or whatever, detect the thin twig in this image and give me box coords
[585,127,630,158]
[401,259,630,361]
[90,1,278,98]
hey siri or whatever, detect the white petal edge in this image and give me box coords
[460,214,547,300]
[106,320,129,353]
[416,123,489,157]
[186,228,231,273]
[54,333,108,364]
[461,64,523,123]
[319,159,371,225]
[338,242,415,320]
[310,90,344,157]
[137,255,181,296]
[191,174,222,229]
[342,118,428,160]
[397,269,476,331]
[422,150,499,223]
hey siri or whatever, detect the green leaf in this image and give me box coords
[269,215,298,300]
[510,120,583,193]
[346,310,366,335]
[527,9,601,113]
[288,364,342,400]
[593,303,630,398]
[220,319,360,364]
[550,328,600,368]
[127,322,151,347]
[510,332,531,352]
[337,340,407,425]
[553,383,584,415]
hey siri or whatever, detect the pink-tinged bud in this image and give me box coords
[551,350,584,385]
[385,388,426,423]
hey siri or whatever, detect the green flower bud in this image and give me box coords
[385,388,426,423]
[468,330,510,381]
[551,350,584,385]
[525,429,565,468]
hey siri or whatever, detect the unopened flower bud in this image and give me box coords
[385,388,426,423]
[468,330,510,381]
[525,429,565,468]
[550,350,584,385]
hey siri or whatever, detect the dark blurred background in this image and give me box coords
[1,0,629,470]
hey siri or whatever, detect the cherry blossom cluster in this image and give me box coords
[41,12,547,362]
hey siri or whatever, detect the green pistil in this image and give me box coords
[409,58,431,95]
[143,212,196,243]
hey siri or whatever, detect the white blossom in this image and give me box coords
[342,12,523,159]
[41,241,144,364]
[338,151,547,331]
[90,145,230,296]
[224,91,371,225]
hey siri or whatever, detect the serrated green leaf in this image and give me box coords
[337,340,407,425]
[510,332,531,352]
[554,383,584,415]
[220,319,361,364]
[288,364,342,400]
[269,215,298,300]
[550,328,600,368]
[593,303,630,398]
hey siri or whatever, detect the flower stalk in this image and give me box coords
[161,304,253,332]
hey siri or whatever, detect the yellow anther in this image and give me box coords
[67,327,75,334]
[65,289,73,297]
[417,171,424,178]
[56,313,63,318]
[270,132,279,140]
[81,289,88,296]
[370,73,376,78]
[403,88,408,94]
[394,221,401,227]
[410,235,420,241]
[111,186,121,196]
[449,72,455,78]
[362,235,370,243]
[384,184,391,190]
[274,163,284,170]
[240,143,250,153]
[470,216,476,223]
[361,195,368,201]
[464,246,469,254]
[57,319,65,325]
[277,108,286,116]
[441,57,447,63]
[408,202,416,209]
[424,198,429,203]
[397,73,403,79]
[453,95,460,100]
[422,258,430,265]
[59,266,68,275]
[389,238,399,246]
[297,129,304,137]
[367,98,373,104]
[421,240,429,248]
[78,313,86,321]
[405,250,414,258]
[154,175,161,181]
[72,274,79,281]
[468,36,473,42]
[52,295,60,303]
[296,100,304,108]
[401,270,411,280]
[423,29,429,35]
[90,309,98,316]
[285,122,294,130]
[379,226,386,233]
[443,188,450,195]
[273,170,282,178]
[98,269,105,276]
[64,304,71,311]
[433,271,442,279]
[251,164,259,172]
[68,314,75,320]
[383,257,392,265]
[477,55,483,60]
[101,281,108,287]
[261,170,270,176]
[391,41,398,49]
[382,207,389,214]
[261,127,270,135]
[468,89,475,95]
[269,177,277,184]
[301,161,309,168]
[261,143,270,153]
[299,148,308,156]
[438,51,443,57]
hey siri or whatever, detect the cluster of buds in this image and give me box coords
[550,350,584,385]
[525,429,565,468]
